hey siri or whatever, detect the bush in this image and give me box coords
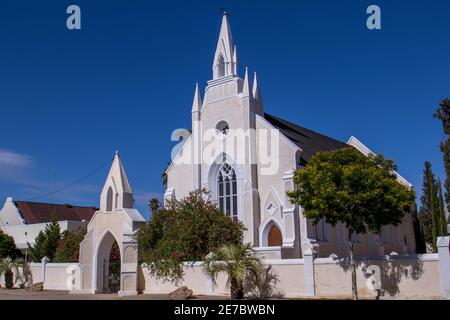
[0,230,21,260]
[28,215,61,262]
[135,190,244,283]
[53,228,86,263]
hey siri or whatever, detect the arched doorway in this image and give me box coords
[105,242,121,293]
[268,225,282,247]
[95,231,121,293]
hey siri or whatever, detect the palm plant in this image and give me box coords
[0,258,21,289]
[14,261,33,289]
[149,198,160,216]
[244,265,283,299]
[203,243,263,299]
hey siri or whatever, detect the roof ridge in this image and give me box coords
[264,112,346,144]
[14,200,97,209]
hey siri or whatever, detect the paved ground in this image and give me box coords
[0,288,228,300]
[0,288,445,300]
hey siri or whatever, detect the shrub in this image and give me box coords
[135,190,244,283]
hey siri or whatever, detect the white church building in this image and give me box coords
[165,13,417,259]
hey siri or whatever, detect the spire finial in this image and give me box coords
[191,82,203,113]
[242,67,251,97]
[252,71,262,102]
[115,150,120,156]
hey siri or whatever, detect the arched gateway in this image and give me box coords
[73,152,145,296]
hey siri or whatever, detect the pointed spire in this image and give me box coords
[212,13,236,79]
[191,83,202,113]
[242,67,250,98]
[100,152,133,211]
[252,72,262,103]
[217,13,234,58]
[110,152,132,193]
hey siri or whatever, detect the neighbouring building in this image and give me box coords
[165,13,417,259]
[0,198,97,257]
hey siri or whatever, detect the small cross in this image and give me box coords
[221,8,230,16]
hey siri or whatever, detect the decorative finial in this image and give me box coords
[115,150,120,156]
[221,8,230,16]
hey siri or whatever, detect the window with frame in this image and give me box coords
[218,163,238,220]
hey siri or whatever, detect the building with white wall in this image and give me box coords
[165,13,417,259]
[0,197,96,256]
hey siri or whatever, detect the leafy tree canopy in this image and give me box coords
[135,190,244,283]
[0,229,21,259]
[288,147,415,235]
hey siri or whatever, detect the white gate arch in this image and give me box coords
[74,152,145,296]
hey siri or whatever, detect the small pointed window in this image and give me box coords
[217,54,225,78]
[106,187,113,212]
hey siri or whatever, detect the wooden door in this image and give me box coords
[268,225,282,246]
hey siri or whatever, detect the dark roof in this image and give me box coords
[264,113,348,164]
[14,201,97,225]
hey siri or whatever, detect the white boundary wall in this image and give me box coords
[1,237,449,298]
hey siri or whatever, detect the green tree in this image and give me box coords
[437,179,448,236]
[203,243,263,299]
[434,98,450,211]
[288,147,415,300]
[135,190,244,283]
[28,215,61,262]
[411,202,426,253]
[0,229,21,259]
[419,162,445,252]
[53,228,86,263]
[28,231,46,262]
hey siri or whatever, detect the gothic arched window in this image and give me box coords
[218,163,238,220]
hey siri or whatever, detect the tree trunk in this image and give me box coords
[348,230,358,300]
[5,270,13,289]
[230,277,244,300]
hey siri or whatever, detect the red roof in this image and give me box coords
[14,201,97,224]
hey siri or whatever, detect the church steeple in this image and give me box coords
[212,12,237,79]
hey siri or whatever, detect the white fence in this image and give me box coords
[2,237,449,298]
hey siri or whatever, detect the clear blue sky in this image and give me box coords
[0,0,449,218]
